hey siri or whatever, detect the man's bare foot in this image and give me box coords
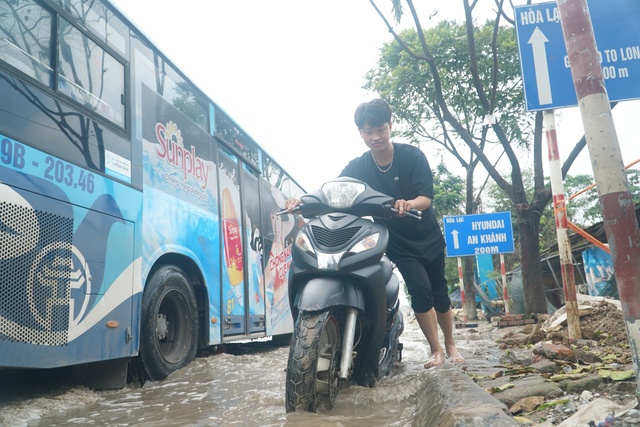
[446,344,465,363]
[424,351,446,369]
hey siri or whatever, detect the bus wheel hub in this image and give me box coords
[156,314,168,341]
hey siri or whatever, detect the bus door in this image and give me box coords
[260,178,295,337]
[218,147,245,337]
[241,165,266,334]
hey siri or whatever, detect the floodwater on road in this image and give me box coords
[0,301,501,427]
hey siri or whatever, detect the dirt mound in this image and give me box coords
[485,297,637,425]
[499,299,632,366]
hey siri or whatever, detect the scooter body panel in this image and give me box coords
[293,278,365,313]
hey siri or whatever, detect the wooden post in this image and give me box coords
[499,254,510,315]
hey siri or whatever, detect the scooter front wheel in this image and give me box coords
[285,309,341,413]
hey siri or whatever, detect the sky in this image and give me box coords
[108,0,640,193]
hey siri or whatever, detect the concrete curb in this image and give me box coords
[414,363,519,426]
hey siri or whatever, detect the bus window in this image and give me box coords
[262,156,306,199]
[263,156,285,191]
[214,105,260,170]
[289,180,305,200]
[0,1,54,87]
[154,60,208,132]
[55,0,128,56]
[58,18,125,127]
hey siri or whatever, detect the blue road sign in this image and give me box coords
[514,0,640,111]
[443,212,515,257]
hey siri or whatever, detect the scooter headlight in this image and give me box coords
[349,232,380,254]
[321,181,365,208]
[295,231,315,254]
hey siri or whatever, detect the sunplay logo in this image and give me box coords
[155,121,210,189]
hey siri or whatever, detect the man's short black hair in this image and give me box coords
[354,98,392,129]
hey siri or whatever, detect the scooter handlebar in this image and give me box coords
[389,206,422,219]
[277,205,301,216]
[278,203,421,219]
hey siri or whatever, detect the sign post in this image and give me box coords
[500,254,510,315]
[456,257,467,323]
[544,110,581,340]
[444,212,515,321]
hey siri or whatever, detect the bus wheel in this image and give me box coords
[140,265,198,381]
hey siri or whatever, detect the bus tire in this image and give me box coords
[140,265,198,381]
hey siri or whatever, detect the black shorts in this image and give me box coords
[394,252,451,313]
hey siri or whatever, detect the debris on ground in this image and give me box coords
[460,294,638,426]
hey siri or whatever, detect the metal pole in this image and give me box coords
[544,110,581,340]
[457,257,468,324]
[557,0,640,395]
[500,253,510,315]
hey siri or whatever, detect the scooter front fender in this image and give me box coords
[293,278,365,313]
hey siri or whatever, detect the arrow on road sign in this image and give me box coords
[451,229,460,249]
[528,27,552,106]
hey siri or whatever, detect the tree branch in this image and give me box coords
[369,0,432,61]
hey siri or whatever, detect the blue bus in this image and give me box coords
[0,0,303,389]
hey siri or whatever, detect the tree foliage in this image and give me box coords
[365,20,530,151]
[367,0,598,314]
[432,160,465,220]
[485,168,640,254]
[432,161,466,287]
[563,170,640,227]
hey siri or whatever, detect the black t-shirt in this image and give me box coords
[339,143,446,262]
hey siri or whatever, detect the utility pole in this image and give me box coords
[557,0,640,396]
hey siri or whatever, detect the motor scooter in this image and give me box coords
[281,177,420,413]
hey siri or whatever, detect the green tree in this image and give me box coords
[562,170,640,228]
[485,169,640,258]
[432,160,465,220]
[432,161,466,288]
[367,0,605,314]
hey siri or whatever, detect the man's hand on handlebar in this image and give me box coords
[278,197,300,215]
[391,199,422,219]
[284,197,301,211]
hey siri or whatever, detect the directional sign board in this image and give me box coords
[443,212,514,257]
[514,0,640,111]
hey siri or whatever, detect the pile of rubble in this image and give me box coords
[466,294,638,426]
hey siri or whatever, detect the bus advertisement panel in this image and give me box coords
[141,84,223,344]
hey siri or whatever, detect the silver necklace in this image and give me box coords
[371,150,394,173]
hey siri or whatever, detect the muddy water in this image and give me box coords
[0,301,501,427]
